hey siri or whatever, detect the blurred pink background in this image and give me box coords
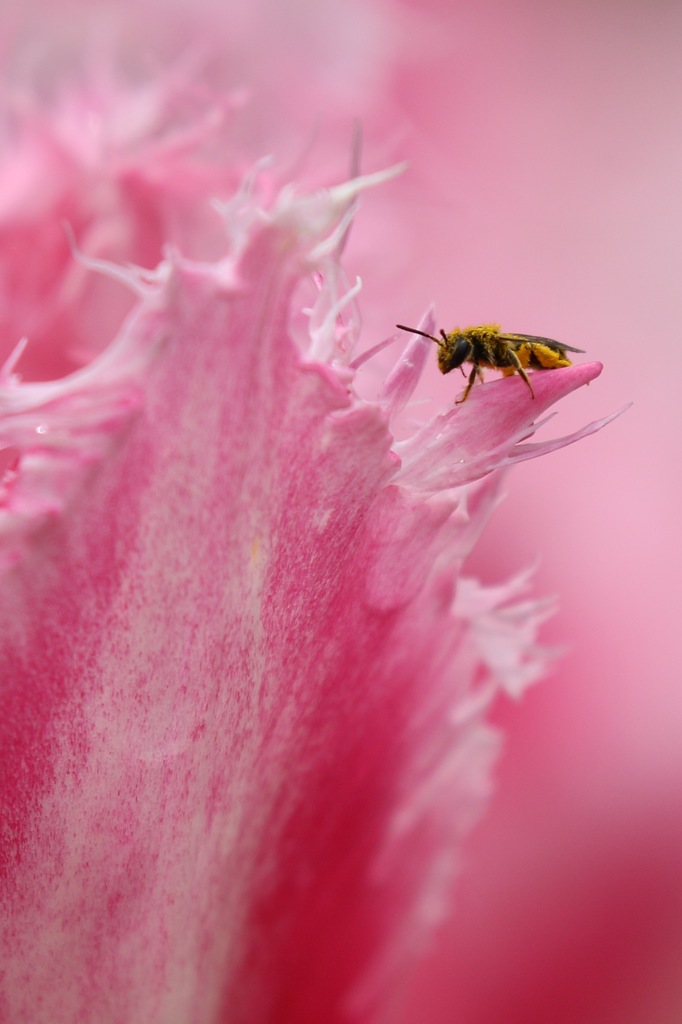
[363,2,682,1021]
[3,0,680,1019]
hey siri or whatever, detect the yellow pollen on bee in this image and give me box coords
[522,343,571,368]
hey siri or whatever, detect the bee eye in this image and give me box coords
[449,336,471,368]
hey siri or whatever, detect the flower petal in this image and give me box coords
[0,166,612,1022]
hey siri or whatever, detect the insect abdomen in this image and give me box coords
[517,342,572,369]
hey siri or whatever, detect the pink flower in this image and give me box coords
[0,49,613,1022]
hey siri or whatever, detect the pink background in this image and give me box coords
[362,2,682,1020]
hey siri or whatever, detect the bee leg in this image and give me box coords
[507,349,535,399]
[456,364,479,403]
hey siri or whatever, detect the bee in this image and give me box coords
[395,322,584,402]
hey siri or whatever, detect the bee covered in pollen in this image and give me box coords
[395,322,585,402]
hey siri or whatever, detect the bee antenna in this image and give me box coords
[395,324,440,344]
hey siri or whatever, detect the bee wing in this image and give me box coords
[498,333,585,354]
